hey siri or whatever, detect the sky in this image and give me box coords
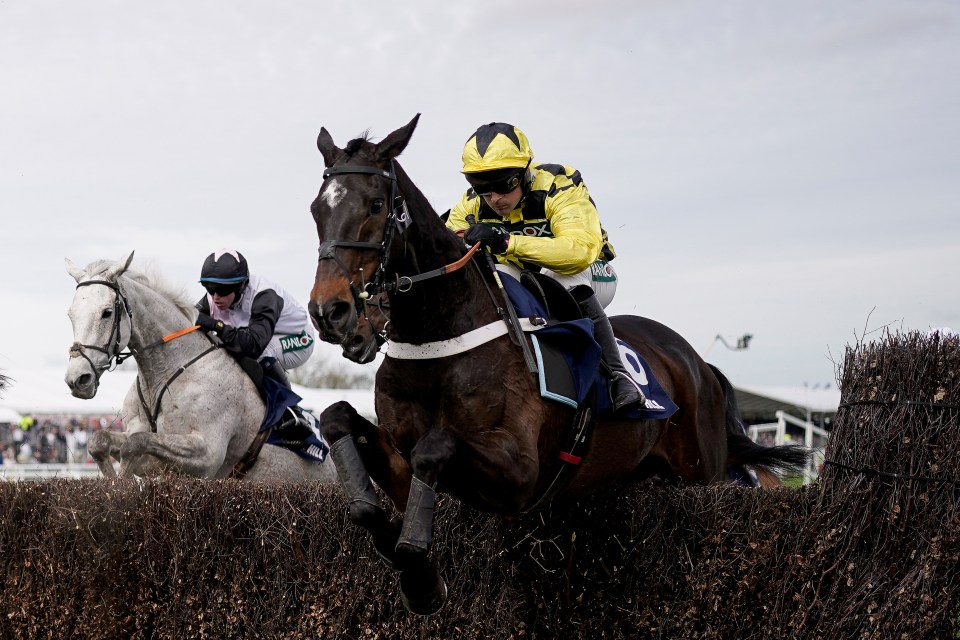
[1,0,958,411]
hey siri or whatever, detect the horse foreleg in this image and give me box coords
[118,431,216,477]
[394,428,454,615]
[396,428,455,556]
[87,430,127,478]
[328,435,406,567]
[321,401,406,570]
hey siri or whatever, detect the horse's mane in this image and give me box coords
[394,161,439,219]
[84,259,197,322]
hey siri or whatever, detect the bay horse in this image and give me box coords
[64,252,337,482]
[307,115,809,614]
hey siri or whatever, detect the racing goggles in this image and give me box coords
[203,282,241,297]
[472,172,523,196]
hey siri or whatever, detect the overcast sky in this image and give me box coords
[1,0,958,401]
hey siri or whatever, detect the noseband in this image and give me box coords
[70,280,134,387]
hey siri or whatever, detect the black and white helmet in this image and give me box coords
[199,249,249,285]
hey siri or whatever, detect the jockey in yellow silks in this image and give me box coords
[446,122,644,413]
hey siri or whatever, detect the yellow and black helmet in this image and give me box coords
[461,122,533,174]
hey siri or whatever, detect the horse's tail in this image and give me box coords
[709,364,811,477]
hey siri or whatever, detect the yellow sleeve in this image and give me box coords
[445,192,480,231]
[504,183,602,275]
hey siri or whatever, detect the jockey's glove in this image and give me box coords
[196,312,226,334]
[464,223,509,254]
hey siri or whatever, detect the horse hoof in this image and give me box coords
[394,541,428,561]
[399,565,447,616]
[393,541,433,573]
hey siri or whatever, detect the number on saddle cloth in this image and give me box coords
[595,339,680,420]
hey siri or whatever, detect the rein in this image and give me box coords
[70,281,206,376]
[361,296,391,348]
[136,336,220,433]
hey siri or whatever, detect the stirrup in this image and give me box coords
[280,406,310,430]
[612,374,645,413]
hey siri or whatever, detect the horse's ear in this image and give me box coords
[317,128,343,167]
[375,113,420,162]
[65,258,86,283]
[104,251,135,281]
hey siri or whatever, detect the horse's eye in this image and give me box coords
[370,199,384,215]
[101,309,113,319]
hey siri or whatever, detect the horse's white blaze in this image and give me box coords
[321,178,347,209]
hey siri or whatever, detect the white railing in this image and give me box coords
[748,410,828,485]
[0,463,102,481]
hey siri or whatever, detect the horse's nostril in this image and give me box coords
[327,301,353,326]
[313,299,358,345]
[76,373,92,388]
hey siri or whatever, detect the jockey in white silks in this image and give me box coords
[195,248,316,428]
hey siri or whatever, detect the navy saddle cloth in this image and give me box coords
[500,274,679,421]
[255,358,330,463]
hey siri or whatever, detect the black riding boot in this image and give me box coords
[575,289,646,414]
[261,358,311,430]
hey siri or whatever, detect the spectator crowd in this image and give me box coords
[0,414,124,465]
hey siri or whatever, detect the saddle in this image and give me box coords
[517,270,582,323]
[501,270,678,420]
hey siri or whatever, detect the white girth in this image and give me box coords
[383,318,544,359]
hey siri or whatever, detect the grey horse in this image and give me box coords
[65,251,337,482]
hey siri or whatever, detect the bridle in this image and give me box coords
[69,280,134,388]
[317,162,406,314]
[69,278,218,430]
[316,161,480,312]
[360,296,390,348]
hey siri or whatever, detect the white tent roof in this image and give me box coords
[0,405,22,424]
[0,366,375,420]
